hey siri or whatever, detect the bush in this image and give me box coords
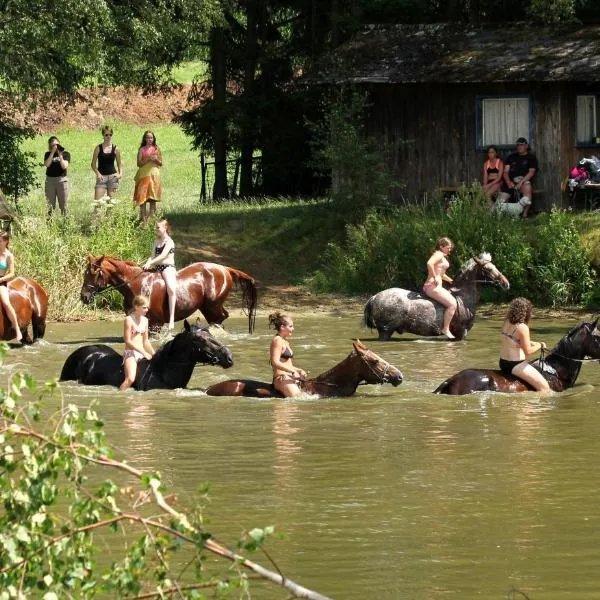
[311,195,595,308]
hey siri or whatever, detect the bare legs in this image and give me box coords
[120,356,137,391]
[0,286,22,342]
[273,376,302,397]
[512,361,551,393]
[161,268,177,330]
[139,200,157,225]
[424,285,457,339]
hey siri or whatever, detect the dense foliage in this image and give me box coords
[311,190,596,308]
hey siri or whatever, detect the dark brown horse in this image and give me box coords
[80,255,257,332]
[205,340,403,397]
[433,319,600,395]
[0,277,48,344]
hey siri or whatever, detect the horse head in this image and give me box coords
[179,320,234,368]
[453,253,510,292]
[352,340,403,386]
[80,255,109,304]
[566,318,600,360]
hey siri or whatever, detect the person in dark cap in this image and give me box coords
[496,137,538,217]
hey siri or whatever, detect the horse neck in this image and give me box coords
[452,269,478,311]
[149,338,196,387]
[105,258,142,301]
[311,353,364,394]
[546,336,584,386]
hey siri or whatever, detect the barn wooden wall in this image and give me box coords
[366,82,600,211]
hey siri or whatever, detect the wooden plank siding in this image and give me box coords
[364,82,600,211]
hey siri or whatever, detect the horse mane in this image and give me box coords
[550,321,588,355]
[103,256,140,268]
[312,350,356,382]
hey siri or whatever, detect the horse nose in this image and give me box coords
[81,292,91,304]
[500,277,510,290]
[391,370,403,386]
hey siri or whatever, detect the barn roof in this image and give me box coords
[312,23,600,84]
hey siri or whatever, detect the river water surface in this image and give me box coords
[5,313,600,599]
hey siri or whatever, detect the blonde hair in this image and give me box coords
[133,294,150,308]
[268,311,291,332]
[157,218,172,234]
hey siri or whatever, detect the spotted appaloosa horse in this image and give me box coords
[205,340,403,398]
[0,277,48,344]
[363,253,510,341]
[80,255,258,332]
[433,319,600,395]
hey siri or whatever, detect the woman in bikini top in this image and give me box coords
[499,297,550,393]
[0,231,23,342]
[483,146,504,207]
[268,311,307,398]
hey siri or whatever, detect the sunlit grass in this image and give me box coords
[171,60,206,84]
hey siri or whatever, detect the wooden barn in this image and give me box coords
[314,23,600,210]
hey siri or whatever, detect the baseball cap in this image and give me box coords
[516,137,528,144]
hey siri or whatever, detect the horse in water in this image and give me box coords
[80,255,258,333]
[363,253,510,341]
[205,340,403,398]
[0,277,48,344]
[434,319,600,395]
[60,320,233,391]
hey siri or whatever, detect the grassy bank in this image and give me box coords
[13,126,600,321]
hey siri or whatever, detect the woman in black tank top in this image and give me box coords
[90,125,122,205]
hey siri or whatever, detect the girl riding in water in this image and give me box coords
[0,231,23,342]
[143,218,177,332]
[423,237,457,340]
[269,311,307,398]
[500,297,550,393]
[120,294,154,391]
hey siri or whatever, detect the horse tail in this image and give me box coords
[227,268,258,333]
[362,296,376,329]
[29,281,48,341]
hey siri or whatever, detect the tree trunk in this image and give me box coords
[210,26,229,200]
[239,0,259,197]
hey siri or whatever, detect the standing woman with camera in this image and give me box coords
[44,136,70,216]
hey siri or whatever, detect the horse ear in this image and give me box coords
[353,339,367,351]
[184,319,190,331]
[87,255,96,265]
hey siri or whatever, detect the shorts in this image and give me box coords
[123,348,144,363]
[499,358,523,376]
[95,173,120,192]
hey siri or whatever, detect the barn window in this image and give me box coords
[576,95,598,144]
[476,95,531,149]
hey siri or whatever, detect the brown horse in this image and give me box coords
[80,255,258,332]
[205,340,403,397]
[433,319,600,395]
[0,277,48,344]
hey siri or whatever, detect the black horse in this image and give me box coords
[433,319,600,395]
[60,320,233,391]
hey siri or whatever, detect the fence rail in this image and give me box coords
[200,154,262,201]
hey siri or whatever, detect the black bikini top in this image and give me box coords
[155,243,175,257]
[281,346,293,361]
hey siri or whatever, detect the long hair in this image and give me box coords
[140,130,157,148]
[506,297,532,325]
[269,311,290,332]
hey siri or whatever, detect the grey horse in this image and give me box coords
[363,253,510,341]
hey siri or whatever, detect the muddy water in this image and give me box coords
[5,313,600,599]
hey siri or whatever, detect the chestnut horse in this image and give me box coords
[80,255,258,332]
[0,277,48,344]
[205,340,403,397]
[433,319,600,395]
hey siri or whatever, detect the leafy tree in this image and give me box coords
[0,345,328,599]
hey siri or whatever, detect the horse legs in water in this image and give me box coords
[201,300,229,327]
[377,326,395,341]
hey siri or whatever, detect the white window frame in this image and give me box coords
[576,95,598,145]
[476,95,532,150]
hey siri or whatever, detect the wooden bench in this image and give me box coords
[568,183,600,211]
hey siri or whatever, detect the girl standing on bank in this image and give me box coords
[499,297,550,393]
[120,295,154,391]
[423,237,457,340]
[133,130,162,225]
[143,218,177,331]
[269,311,307,398]
[0,232,22,342]
[91,125,122,205]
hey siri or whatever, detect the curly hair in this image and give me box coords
[506,297,532,325]
[268,311,291,332]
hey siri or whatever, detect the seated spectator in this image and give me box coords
[482,146,504,208]
[496,137,537,218]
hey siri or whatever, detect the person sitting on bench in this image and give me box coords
[496,137,537,218]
